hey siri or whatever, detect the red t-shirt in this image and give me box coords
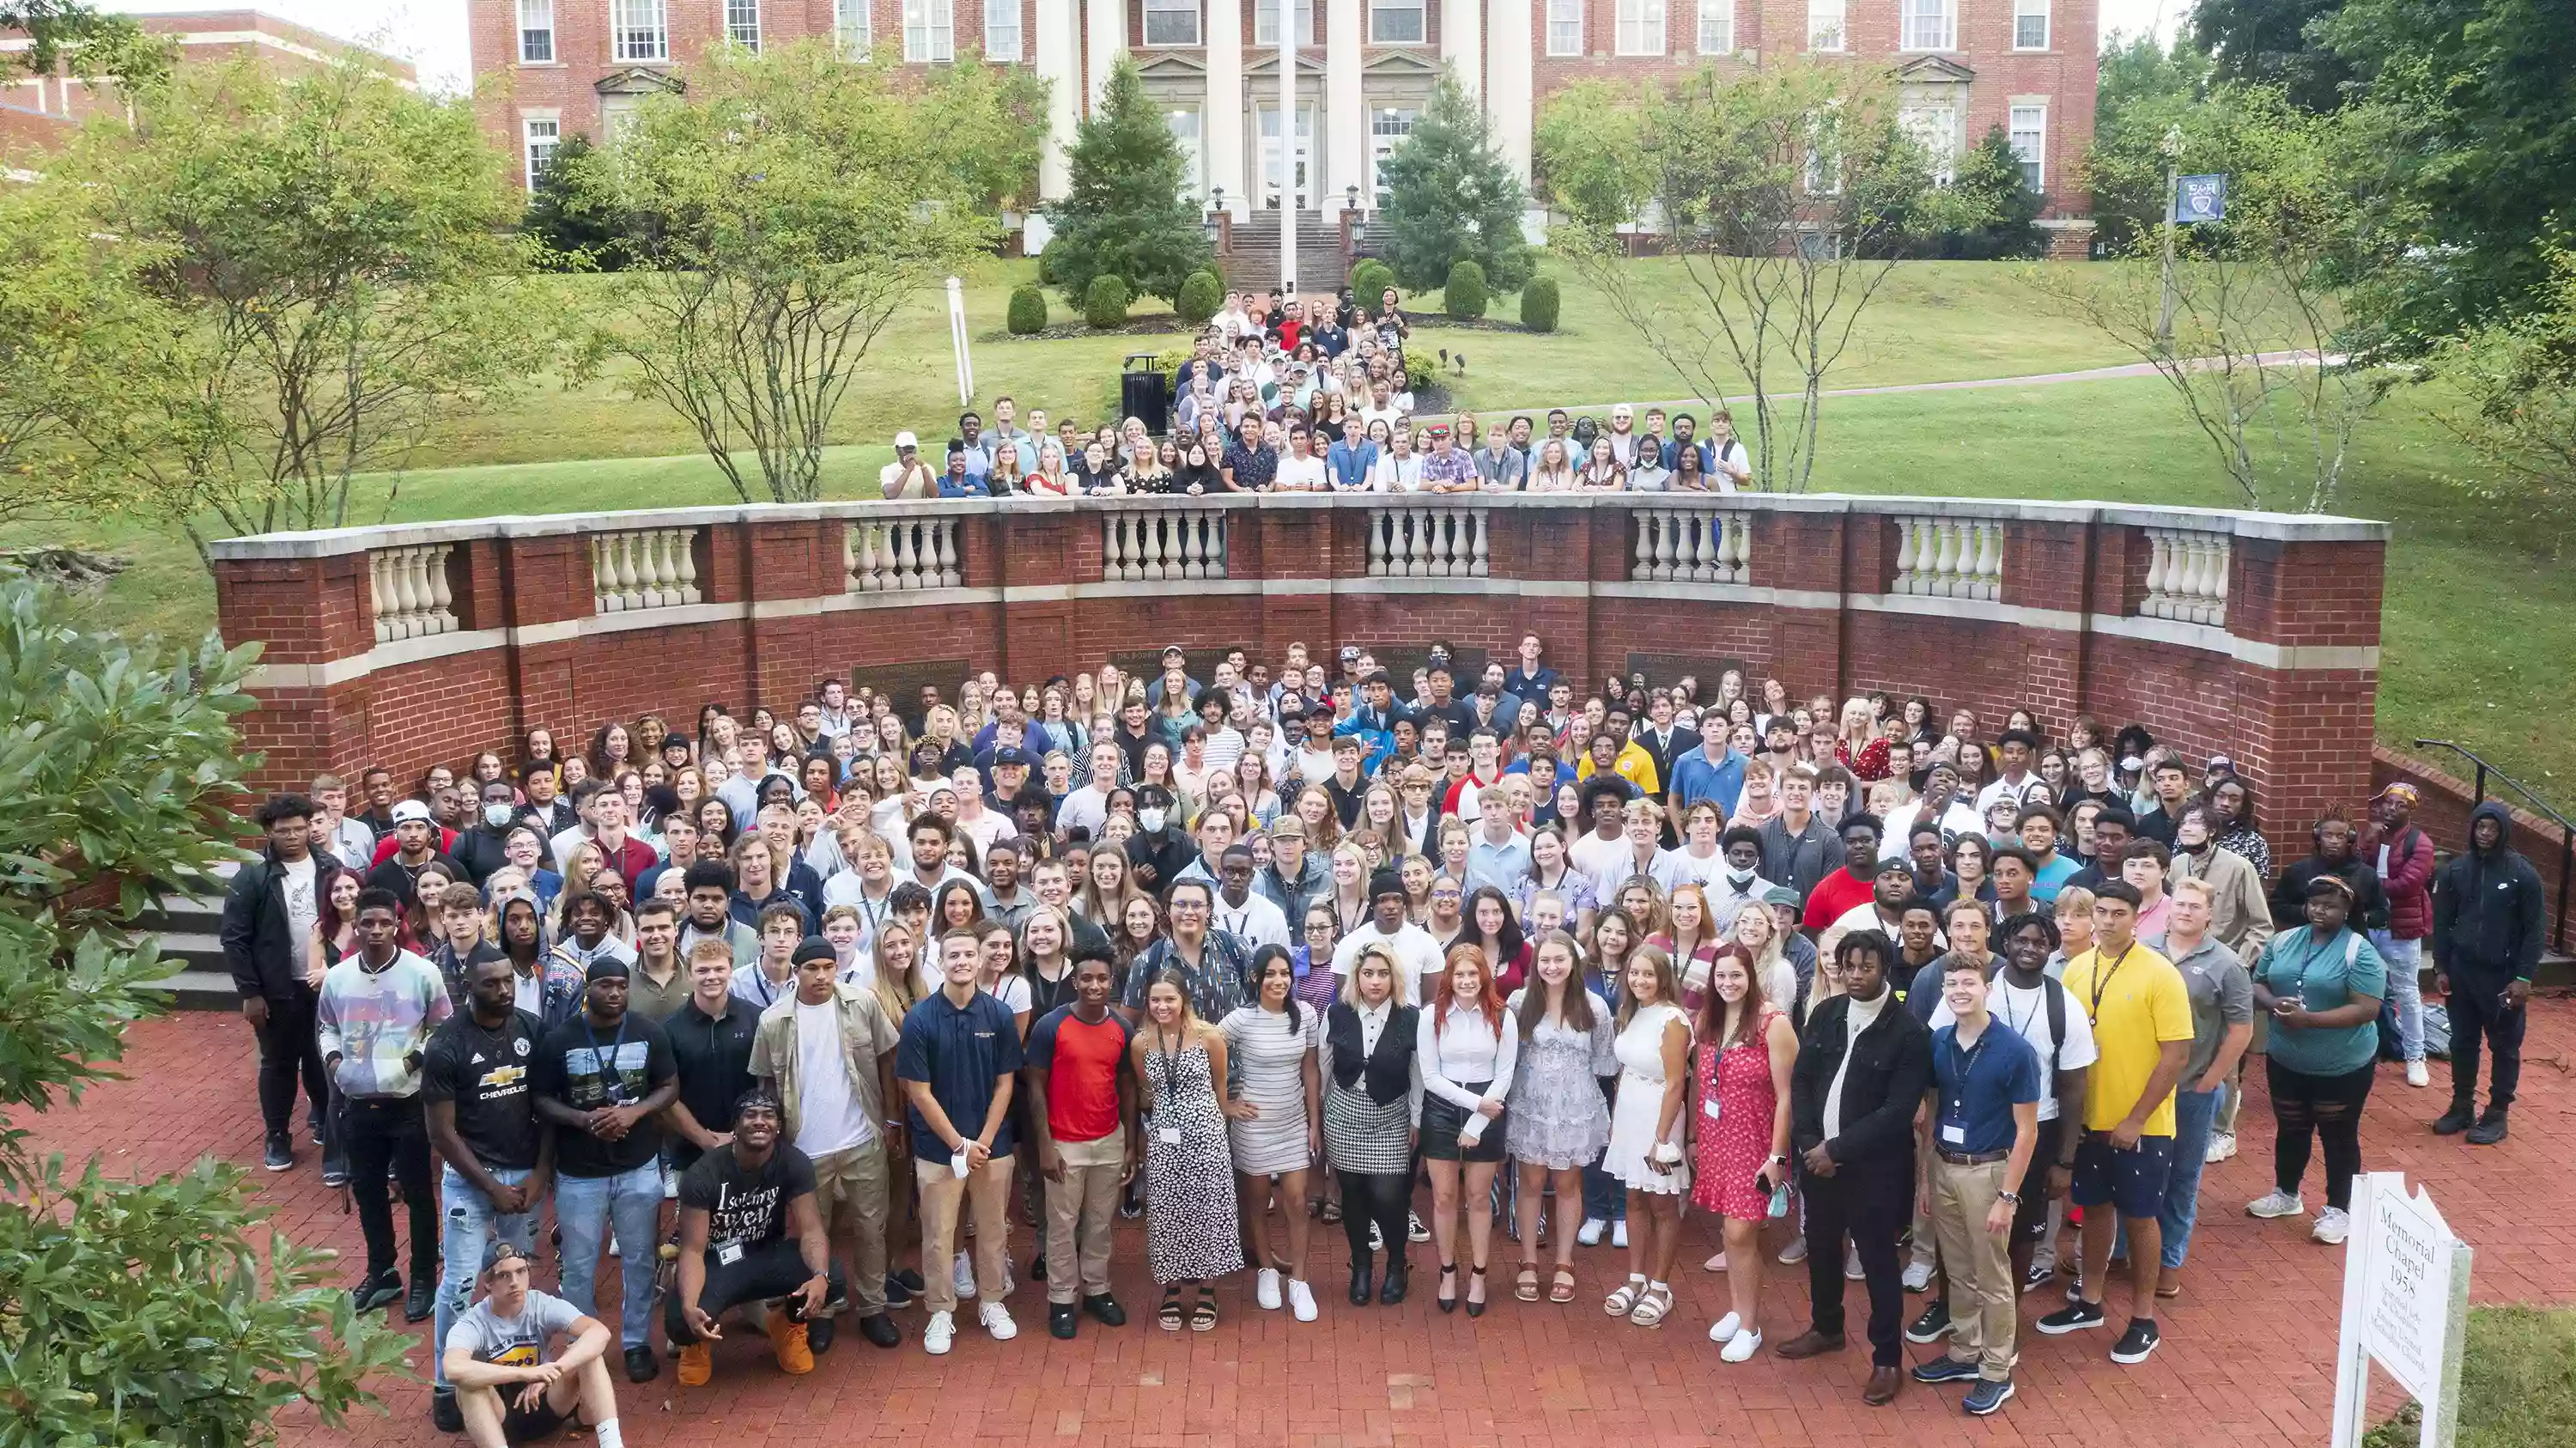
[1801,867,1878,933]
[1026,1007,1133,1144]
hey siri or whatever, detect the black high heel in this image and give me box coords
[1466,1265,1489,1317]
[1349,1259,1375,1306]
[1437,1261,1459,1314]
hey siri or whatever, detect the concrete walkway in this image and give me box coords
[1541,350,2333,417]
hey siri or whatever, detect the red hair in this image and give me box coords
[1434,942,1506,1040]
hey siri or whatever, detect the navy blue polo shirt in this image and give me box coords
[1931,1019,2041,1157]
[896,988,1027,1165]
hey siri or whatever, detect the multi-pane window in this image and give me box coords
[1615,0,1665,55]
[1806,0,1843,52]
[1255,0,1315,46]
[1167,108,1204,201]
[1143,0,1199,45]
[611,0,667,61]
[523,116,560,192]
[1696,0,1731,53]
[983,0,1020,59]
[1546,0,1583,56]
[1900,0,1953,50]
[2014,0,2050,49]
[726,0,760,49]
[1900,99,1960,184]
[1370,0,1425,43]
[2009,104,2048,189]
[904,0,954,59]
[1370,107,1416,209]
[835,0,871,56]
[517,0,553,62]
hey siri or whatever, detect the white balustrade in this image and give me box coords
[1630,508,1748,585]
[1887,516,2002,601]
[2142,526,2230,625]
[1367,507,1489,578]
[368,543,457,642]
[591,527,702,613]
[846,516,962,593]
[1104,511,1229,582]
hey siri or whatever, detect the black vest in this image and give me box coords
[1326,1001,1419,1105]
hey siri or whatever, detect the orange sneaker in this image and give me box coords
[677,1341,713,1387]
[769,1313,815,1375]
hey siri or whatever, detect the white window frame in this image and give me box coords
[2009,103,2047,190]
[1900,97,1960,185]
[1546,0,1583,57]
[1370,0,1425,44]
[611,0,668,62]
[1370,106,1417,209]
[1142,0,1200,46]
[726,0,761,50]
[517,0,554,63]
[904,0,956,60]
[522,114,561,192]
[1167,106,1205,203]
[835,0,872,56]
[983,0,1021,60]
[1695,0,1732,54]
[1255,0,1315,46]
[1614,0,1665,56]
[2013,0,2050,50]
[1806,0,1844,52]
[1899,0,1954,52]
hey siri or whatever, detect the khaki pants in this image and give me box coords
[916,1153,1016,1316]
[1928,1155,2017,1381]
[809,1139,891,1315]
[1045,1135,1125,1305]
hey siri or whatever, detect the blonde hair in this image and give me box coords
[1340,941,1413,1008]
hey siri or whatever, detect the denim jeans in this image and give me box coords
[434,1165,535,1388]
[556,1162,663,1348]
[2154,1086,2221,1270]
[1581,1159,1627,1223]
[2371,931,2426,1063]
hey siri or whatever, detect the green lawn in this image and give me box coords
[2366,1306,2576,1448]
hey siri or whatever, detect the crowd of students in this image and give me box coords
[218,636,2549,1440]
[874,287,1755,499]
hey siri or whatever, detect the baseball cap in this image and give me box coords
[1339,645,1361,663]
[893,430,918,450]
[992,745,1032,769]
[2376,782,2421,807]
[390,799,433,825]
[483,1239,534,1274]
[2207,753,2233,772]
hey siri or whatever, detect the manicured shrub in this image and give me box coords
[1521,276,1560,332]
[1084,274,1130,329]
[1443,259,1489,320]
[1005,284,1048,335]
[1176,269,1224,325]
[1350,258,1395,311]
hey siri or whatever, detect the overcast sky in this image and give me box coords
[121,0,2191,97]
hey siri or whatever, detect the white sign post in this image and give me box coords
[945,276,975,409]
[2330,1172,2472,1448]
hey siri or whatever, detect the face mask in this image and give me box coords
[484,803,513,829]
[1139,808,1168,834]
[1726,867,1756,890]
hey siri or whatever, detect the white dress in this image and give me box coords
[1602,1001,1691,1196]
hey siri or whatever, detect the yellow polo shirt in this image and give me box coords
[2060,942,2194,1136]
[1577,741,1662,796]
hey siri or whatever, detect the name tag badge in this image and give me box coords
[1702,1097,1723,1123]
[1159,1126,1182,1145]
[714,1240,744,1266]
[1940,1123,1967,1146]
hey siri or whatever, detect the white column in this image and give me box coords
[1084,0,1122,113]
[1037,0,1081,201]
[1485,0,1533,195]
[1206,0,1245,215]
[1279,9,1299,283]
[1443,0,1482,104]
[1326,0,1364,213]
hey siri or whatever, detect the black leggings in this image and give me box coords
[1340,1169,1413,1272]
[2269,1057,2374,1212]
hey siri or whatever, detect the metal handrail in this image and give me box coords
[2412,739,2575,952]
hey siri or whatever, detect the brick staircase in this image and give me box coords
[1221,207,1350,295]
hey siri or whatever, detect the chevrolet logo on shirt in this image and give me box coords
[478,1063,528,1090]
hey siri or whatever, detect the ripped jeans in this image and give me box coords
[434,1165,537,1389]
[2268,1058,2374,1213]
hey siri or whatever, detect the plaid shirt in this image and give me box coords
[1420,447,1479,490]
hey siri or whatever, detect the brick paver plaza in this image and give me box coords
[37,1004,2576,1448]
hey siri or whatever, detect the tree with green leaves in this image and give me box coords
[580,40,1029,504]
[2084,31,2219,251]
[1548,63,1984,492]
[0,576,410,1444]
[2191,0,2351,113]
[519,133,635,271]
[0,0,167,86]
[8,56,567,560]
[1534,79,1658,232]
[2434,246,2576,556]
[1935,127,2046,260]
[1377,72,1533,294]
[1039,58,1212,308]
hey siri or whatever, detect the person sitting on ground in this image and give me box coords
[442,1240,627,1448]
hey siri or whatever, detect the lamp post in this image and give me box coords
[2156,124,2184,349]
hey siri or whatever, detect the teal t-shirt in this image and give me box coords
[2254,926,2388,1077]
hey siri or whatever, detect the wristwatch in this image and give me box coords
[1997,1190,2022,1205]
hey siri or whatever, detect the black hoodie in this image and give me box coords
[2431,801,2545,980]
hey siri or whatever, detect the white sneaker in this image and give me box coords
[952,1250,978,1300]
[1369,1221,1385,1252]
[1901,1260,1935,1293]
[2312,1207,2353,1245]
[1721,1327,1764,1363]
[2246,1189,2306,1220]
[1777,1237,1808,1265]
[1612,1220,1629,1250]
[608,1232,620,1258]
[1577,1217,1607,1247]
[1407,1211,1431,1243]
[2205,1132,2238,1165]
[1287,1278,1318,1322]
[979,1299,1018,1341]
[1255,1267,1283,1311]
[1845,1244,1865,1281]
[1707,1311,1742,1344]
[662,1162,678,1200]
[923,1310,955,1354]
[2406,1061,2430,1088]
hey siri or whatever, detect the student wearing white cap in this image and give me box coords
[879,432,938,500]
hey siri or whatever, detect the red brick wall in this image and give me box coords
[2373,745,2573,953]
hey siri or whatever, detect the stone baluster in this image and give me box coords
[1467,510,1488,576]
[932,518,960,587]
[2142,526,2231,625]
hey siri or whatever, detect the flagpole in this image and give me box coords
[2156,125,2182,350]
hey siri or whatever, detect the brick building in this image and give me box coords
[471,0,2095,252]
[3,9,416,133]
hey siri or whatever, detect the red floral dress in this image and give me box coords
[1690,1006,1785,1220]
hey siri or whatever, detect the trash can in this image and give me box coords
[1121,355,1171,433]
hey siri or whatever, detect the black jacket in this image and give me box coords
[1789,990,1933,1172]
[2272,853,2389,932]
[219,846,349,1002]
[451,825,514,886]
[2432,801,2546,979]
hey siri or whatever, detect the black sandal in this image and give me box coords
[1436,1261,1460,1314]
[1321,1199,1342,1224]
[1158,1287,1182,1331]
[1190,1293,1218,1331]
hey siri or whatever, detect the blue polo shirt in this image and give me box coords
[1931,1019,2041,1157]
[896,988,1027,1165]
[1667,746,1748,818]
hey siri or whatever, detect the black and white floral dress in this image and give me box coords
[1143,1031,1246,1284]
